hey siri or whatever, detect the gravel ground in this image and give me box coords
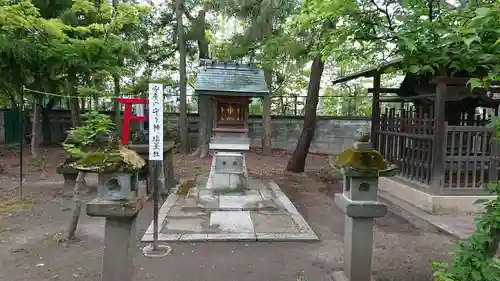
[0,147,454,281]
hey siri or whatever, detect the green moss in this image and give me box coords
[0,199,39,218]
[336,148,388,172]
[70,146,146,173]
[175,180,195,196]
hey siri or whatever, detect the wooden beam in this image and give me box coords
[429,77,469,85]
[378,94,436,103]
[430,77,500,86]
[367,87,400,93]
[430,68,447,194]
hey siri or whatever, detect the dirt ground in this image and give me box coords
[0,146,454,281]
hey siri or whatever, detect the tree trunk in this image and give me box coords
[66,172,85,241]
[67,75,81,126]
[112,75,121,129]
[286,56,324,173]
[31,94,43,158]
[177,0,188,153]
[197,10,209,59]
[261,20,273,155]
[190,95,212,158]
[190,8,211,157]
[262,96,272,155]
[41,98,55,145]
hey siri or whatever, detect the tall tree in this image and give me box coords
[286,56,324,172]
[176,0,188,153]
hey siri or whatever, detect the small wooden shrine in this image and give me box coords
[195,60,269,140]
[332,59,500,195]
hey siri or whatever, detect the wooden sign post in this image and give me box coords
[148,83,163,251]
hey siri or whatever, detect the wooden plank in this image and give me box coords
[471,129,479,189]
[445,155,490,161]
[447,126,494,132]
[457,131,464,188]
[447,130,456,188]
[368,87,399,93]
[489,138,500,182]
[376,131,433,139]
[400,108,408,177]
[479,130,488,185]
[464,130,472,189]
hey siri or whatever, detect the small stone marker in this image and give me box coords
[332,133,397,281]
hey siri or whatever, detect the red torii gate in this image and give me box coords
[116,97,149,145]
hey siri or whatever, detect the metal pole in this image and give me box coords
[19,86,24,200]
[151,160,160,251]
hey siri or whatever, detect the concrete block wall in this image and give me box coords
[2,110,370,154]
[167,114,370,155]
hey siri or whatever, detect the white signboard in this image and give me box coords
[148,83,164,160]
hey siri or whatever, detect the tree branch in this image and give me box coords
[369,0,395,31]
[181,4,194,21]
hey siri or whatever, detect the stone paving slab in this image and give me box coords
[141,176,319,242]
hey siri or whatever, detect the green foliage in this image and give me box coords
[0,0,161,112]
[291,0,500,88]
[62,111,145,172]
[432,182,500,281]
[432,117,500,281]
[62,111,114,157]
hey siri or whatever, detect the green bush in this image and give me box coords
[432,120,500,281]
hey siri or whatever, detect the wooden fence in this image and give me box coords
[376,107,498,195]
[441,125,499,194]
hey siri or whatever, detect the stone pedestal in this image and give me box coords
[332,137,397,281]
[198,137,250,206]
[87,198,144,281]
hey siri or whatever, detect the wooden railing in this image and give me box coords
[377,107,498,195]
[441,125,499,194]
[377,107,434,186]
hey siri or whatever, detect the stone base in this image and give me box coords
[141,174,318,242]
[331,271,376,281]
[86,197,144,218]
[379,177,496,214]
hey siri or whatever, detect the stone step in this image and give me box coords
[379,190,477,240]
[377,190,441,233]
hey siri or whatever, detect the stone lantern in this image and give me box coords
[332,128,398,281]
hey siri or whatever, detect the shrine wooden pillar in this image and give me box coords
[430,67,447,194]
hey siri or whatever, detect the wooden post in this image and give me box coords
[371,73,381,149]
[430,68,447,194]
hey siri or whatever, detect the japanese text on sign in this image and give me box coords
[148,83,164,160]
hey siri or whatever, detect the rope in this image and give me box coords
[22,86,139,99]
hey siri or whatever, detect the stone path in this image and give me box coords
[142,174,318,242]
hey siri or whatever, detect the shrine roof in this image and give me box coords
[195,60,270,96]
